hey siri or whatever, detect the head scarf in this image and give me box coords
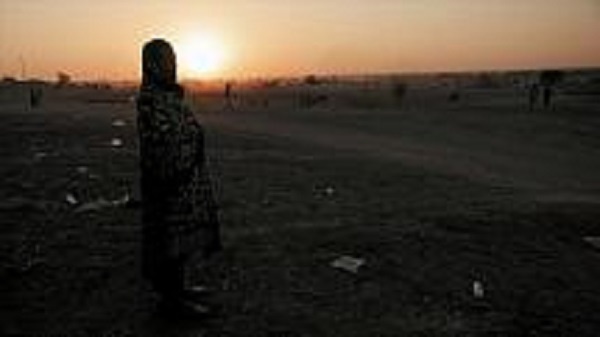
[141,39,179,91]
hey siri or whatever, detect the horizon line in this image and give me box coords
[4,65,600,85]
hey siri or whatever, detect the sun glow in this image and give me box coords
[177,34,227,78]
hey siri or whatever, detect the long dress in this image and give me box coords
[137,85,221,286]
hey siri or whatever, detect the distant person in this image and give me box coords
[137,39,221,316]
[224,81,233,109]
[392,82,407,107]
[542,84,553,109]
[538,70,564,110]
[448,90,460,102]
[528,83,540,111]
[29,86,43,109]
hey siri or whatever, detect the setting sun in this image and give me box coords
[176,35,226,78]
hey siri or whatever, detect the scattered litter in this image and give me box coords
[112,119,126,127]
[472,280,485,298]
[65,193,78,205]
[76,166,89,174]
[583,236,600,250]
[111,138,123,147]
[330,255,366,274]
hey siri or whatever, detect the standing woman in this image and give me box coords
[137,39,221,315]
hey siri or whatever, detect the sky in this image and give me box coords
[1,0,599,81]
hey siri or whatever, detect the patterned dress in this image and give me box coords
[137,85,221,283]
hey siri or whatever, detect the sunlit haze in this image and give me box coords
[176,33,227,77]
[1,0,599,81]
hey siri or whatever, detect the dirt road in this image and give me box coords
[204,107,600,203]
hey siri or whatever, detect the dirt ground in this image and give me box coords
[1,76,600,336]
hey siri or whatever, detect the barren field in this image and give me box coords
[2,74,600,336]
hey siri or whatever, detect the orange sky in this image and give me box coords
[1,0,599,81]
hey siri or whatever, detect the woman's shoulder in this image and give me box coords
[138,85,185,110]
[138,84,183,99]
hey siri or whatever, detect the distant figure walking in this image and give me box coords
[224,81,233,110]
[542,84,553,109]
[392,82,407,107]
[29,86,43,109]
[528,83,540,111]
[137,39,221,316]
[538,70,564,110]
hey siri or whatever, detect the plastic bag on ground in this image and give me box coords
[330,255,365,274]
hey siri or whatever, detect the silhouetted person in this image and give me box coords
[538,70,563,110]
[528,83,540,111]
[542,85,553,109]
[392,82,407,107]
[448,90,460,102]
[224,81,233,109]
[27,86,43,109]
[137,39,221,316]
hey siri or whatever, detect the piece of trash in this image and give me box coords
[583,236,600,250]
[65,193,78,205]
[76,166,89,174]
[112,119,126,127]
[111,138,123,147]
[330,255,365,274]
[34,152,47,160]
[122,194,141,209]
[112,193,131,206]
[472,280,485,298]
[324,186,335,196]
[74,193,133,213]
[75,198,112,213]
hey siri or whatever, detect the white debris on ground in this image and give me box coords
[324,186,335,196]
[88,173,101,180]
[112,193,131,207]
[65,193,78,205]
[74,198,112,213]
[472,280,485,298]
[76,166,89,174]
[330,255,366,274]
[111,138,123,147]
[74,193,131,213]
[112,119,126,127]
[583,237,600,250]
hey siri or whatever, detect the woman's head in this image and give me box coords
[142,39,177,89]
